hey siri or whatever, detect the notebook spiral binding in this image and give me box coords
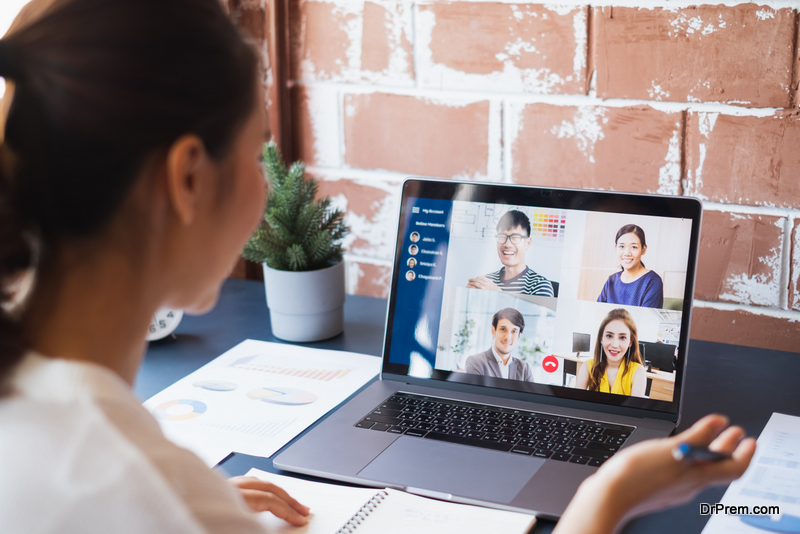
[335,490,389,533]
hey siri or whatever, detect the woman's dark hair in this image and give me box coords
[0,0,259,388]
[492,308,525,333]
[615,224,647,269]
[588,308,642,393]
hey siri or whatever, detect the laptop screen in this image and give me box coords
[383,180,702,415]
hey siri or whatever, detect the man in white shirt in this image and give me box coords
[464,308,533,382]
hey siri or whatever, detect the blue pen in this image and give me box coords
[672,442,732,462]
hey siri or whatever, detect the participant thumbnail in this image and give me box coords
[435,287,561,386]
[558,212,692,308]
[551,300,680,402]
[443,202,567,300]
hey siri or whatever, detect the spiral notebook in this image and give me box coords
[247,469,536,533]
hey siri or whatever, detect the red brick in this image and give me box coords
[290,0,413,84]
[419,3,588,94]
[362,1,413,76]
[792,219,800,311]
[290,1,352,80]
[228,0,272,138]
[695,211,784,307]
[317,177,401,260]
[511,104,682,194]
[291,85,316,166]
[346,260,392,299]
[290,85,340,167]
[594,6,796,107]
[343,93,490,178]
[228,0,266,43]
[691,307,800,353]
[685,112,800,208]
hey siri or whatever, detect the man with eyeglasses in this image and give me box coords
[467,210,555,297]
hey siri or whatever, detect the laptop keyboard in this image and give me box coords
[354,392,634,467]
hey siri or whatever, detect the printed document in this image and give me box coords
[143,340,381,461]
[702,412,800,533]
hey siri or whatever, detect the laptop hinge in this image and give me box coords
[382,373,679,424]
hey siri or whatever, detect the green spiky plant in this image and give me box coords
[451,317,475,356]
[242,142,348,271]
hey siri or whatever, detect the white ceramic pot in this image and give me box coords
[262,261,345,342]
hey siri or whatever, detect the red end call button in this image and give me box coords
[542,355,559,373]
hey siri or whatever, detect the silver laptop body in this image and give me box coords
[275,179,701,519]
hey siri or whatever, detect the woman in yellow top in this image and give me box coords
[576,309,647,397]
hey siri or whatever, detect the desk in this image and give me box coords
[554,353,676,401]
[136,278,800,534]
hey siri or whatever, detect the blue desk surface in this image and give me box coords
[136,278,800,534]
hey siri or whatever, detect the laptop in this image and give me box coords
[274,178,702,519]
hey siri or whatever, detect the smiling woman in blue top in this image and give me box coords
[598,224,664,308]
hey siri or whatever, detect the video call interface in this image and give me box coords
[387,195,694,411]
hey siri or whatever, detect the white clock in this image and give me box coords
[146,309,184,341]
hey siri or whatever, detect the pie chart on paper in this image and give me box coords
[153,399,207,421]
[193,380,238,392]
[247,386,318,406]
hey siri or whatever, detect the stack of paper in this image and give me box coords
[143,340,381,465]
[702,413,800,533]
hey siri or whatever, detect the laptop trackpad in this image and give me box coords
[357,436,544,503]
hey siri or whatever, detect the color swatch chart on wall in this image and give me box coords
[143,339,381,460]
[451,203,567,244]
[529,210,567,242]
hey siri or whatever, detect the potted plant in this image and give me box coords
[243,142,349,342]
[449,317,475,371]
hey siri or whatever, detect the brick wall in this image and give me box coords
[252,0,800,352]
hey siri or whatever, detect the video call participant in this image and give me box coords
[464,308,532,381]
[467,210,554,297]
[576,309,646,397]
[598,224,663,308]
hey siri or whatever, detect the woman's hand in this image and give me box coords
[229,476,311,526]
[554,414,756,534]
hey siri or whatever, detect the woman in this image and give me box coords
[0,0,308,531]
[576,309,647,397]
[598,224,664,308]
[0,1,753,532]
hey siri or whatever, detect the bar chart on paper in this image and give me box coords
[143,339,381,460]
[201,418,297,439]
[229,355,352,381]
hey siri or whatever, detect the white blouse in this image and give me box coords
[0,353,267,534]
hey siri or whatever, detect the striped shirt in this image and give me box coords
[486,267,554,297]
